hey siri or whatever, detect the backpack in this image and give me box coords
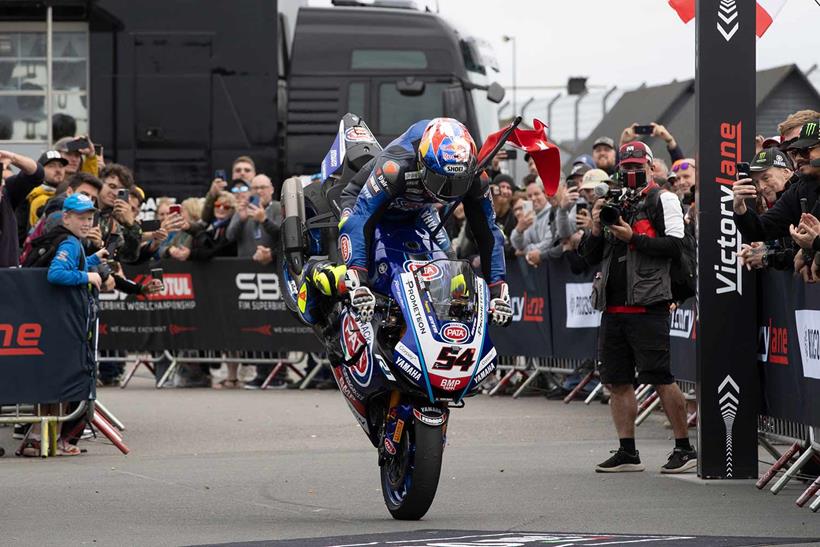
[22,226,85,270]
[645,189,697,303]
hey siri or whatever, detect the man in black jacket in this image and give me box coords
[733,120,820,280]
[0,150,43,267]
[579,141,695,474]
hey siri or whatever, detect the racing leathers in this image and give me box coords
[338,120,511,325]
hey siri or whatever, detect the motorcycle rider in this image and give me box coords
[305,118,512,329]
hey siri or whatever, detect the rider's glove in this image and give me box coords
[345,268,376,323]
[488,281,512,327]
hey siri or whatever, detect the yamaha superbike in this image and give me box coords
[280,114,500,520]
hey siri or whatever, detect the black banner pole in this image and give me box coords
[696,0,760,478]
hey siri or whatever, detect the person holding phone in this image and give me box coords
[618,123,685,169]
[734,121,820,282]
[227,173,282,258]
[0,150,43,267]
[96,163,143,263]
[54,134,100,177]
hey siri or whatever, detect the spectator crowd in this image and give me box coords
[1,109,819,460]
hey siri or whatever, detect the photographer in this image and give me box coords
[579,141,695,474]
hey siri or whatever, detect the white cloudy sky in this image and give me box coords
[310,0,820,93]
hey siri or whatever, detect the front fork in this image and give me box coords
[379,390,449,464]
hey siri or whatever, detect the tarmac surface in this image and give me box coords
[1,375,819,546]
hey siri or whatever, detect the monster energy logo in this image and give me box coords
[805,122,818,135]
[758,151,766,160]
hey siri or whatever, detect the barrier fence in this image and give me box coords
[101,258,817,429]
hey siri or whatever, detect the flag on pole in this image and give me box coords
[667,0,788,37]
[477,119,561,196]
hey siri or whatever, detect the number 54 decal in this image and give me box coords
[432,347,476,371]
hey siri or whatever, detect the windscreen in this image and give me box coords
[412,260,477,322]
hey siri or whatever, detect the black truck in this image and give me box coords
[1,0,503,199]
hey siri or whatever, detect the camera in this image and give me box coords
[600,187,641,226]
[96,260,113,284]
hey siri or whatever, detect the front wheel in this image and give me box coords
[380,418,444,520]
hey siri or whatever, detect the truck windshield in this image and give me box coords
[459,38,501,144]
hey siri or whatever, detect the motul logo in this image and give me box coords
[0,323,44,357]
[146,274,194,301]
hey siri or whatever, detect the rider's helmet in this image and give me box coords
[418,118,477,201]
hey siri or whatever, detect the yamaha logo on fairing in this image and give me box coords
[396,357,422,381]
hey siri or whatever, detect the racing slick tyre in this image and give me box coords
[380,418,444,520]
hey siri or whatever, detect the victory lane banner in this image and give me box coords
[0,269,95,405]
[99,259,320,352]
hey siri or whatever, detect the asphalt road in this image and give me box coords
[1,376,818,546]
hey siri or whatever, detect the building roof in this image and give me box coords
[570,64,820,166]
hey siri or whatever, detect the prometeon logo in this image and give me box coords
[758,318,789,365]
[0,323,43,357]
[713,121,744,296]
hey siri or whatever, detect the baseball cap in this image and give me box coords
[568,163,591,180]
[572,154,595,169]
[750,148,792,172]
[579,169,611,190]
[593,136,615,150]
[63,193,97,213]
[788,120,820,150]
[619,141,654,165]
[761,135,781,150]
[38,149,68,167]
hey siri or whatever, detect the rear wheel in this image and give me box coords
[380,418,444,520]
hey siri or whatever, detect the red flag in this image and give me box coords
[478,119,561,196]
[669,0,695,23]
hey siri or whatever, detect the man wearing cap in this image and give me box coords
[592,136,618,175]
[490,174,518,258]
[21,150,69,237]
[580,141,695,474]
[576,169,612,232]
[0,150,43,267]
[734,120,820,281]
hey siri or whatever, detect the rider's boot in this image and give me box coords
[296,259,348,325]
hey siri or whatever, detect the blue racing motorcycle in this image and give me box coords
[280,114,504,520]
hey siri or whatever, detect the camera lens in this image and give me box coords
[600,205,621,226]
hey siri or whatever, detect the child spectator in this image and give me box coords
[47,193,107,289]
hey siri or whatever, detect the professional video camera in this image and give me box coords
[599,170,647,226]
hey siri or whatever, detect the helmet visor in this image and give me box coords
[422,167,473,200]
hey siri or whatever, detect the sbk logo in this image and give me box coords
[758,318,789,365]
[0,323,43,357]
[236,273,281,301]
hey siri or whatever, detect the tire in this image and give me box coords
[380,418,445,520]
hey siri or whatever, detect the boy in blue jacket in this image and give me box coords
[47,193,106,289]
